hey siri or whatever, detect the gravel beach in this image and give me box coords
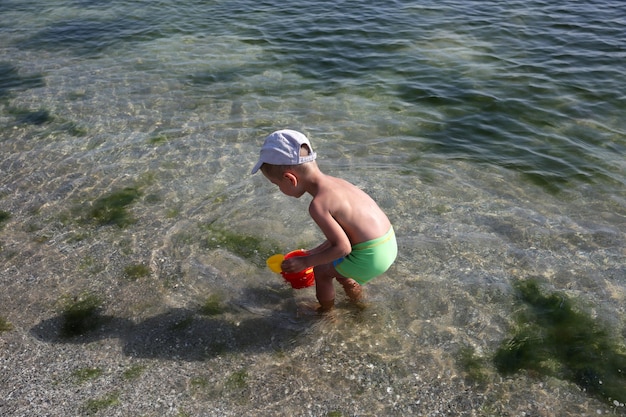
[1,221,622,416]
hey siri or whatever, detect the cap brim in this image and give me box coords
[251,159,263,174]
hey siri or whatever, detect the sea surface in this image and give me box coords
[1,1,625,416]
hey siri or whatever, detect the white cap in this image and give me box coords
[251,129,317,174]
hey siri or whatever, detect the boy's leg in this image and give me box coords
[314,263,363,311]
[337,277,363,302]
[313,263,336,311]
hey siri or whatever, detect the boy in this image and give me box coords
[251,129,397,312]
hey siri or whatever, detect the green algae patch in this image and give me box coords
[6,104,50,126]
[457,345,488,385]
[123,263,150,280]
[82,391,120,415]
[202,224,263,258]
[0,316,13,333]
[5,104,86,135]
[201,223,281,266]
[147,133,175,145]
[199,294,224,316]
[225,369,248,390]
[89,187,141,227]
[0,63,45,98]
[72,367,104,384]
[494,279,626,406]
[59,293,104,338]
[0,210,10,226]
[122,364,146,380]
[14,108,52,125]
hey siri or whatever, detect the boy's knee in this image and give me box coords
[313,263,335,280]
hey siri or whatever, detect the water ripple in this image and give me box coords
[2,0,625,190]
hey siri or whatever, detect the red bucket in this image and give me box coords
[281,250,315,289]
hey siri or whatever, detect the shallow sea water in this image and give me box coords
[1,0,626,416]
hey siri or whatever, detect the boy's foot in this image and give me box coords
[341,279,363,302]
[296,301,325,317]
[317,299,335,314]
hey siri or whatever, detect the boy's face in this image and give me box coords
[262,170,303,198]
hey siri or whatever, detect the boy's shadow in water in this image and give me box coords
[30,285,313,361]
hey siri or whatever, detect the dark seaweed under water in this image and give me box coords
[2,0,625,192]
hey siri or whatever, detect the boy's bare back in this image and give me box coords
[308,173,391,247]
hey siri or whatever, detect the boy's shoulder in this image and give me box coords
[312,175,360,205]
[327,175,360,193]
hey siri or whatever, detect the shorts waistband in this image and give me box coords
[352,226,395,251]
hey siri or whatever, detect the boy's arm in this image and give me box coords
[304,200,352,264]
[282,199,351,273]
[306,240,331,255]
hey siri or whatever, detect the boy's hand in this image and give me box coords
[281,256,309,273]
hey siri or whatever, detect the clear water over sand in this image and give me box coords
[1,1,625,415]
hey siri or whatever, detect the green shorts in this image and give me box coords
[333,227,397,284]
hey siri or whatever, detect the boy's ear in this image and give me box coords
[283,172,298,186]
